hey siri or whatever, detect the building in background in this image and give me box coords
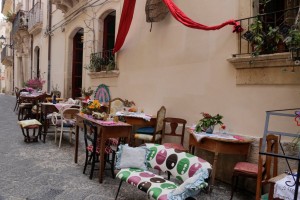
[0,0,300,186]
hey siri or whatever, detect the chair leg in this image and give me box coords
[115,180,123,200]
[83,151,89,174]
[230,174,238,200]
[59,129,63,148]
[54,127,57,143]
[89,152,96,179]
[111,151,116,179]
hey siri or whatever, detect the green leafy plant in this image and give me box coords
[84,54,104,72]
[284,28,300,49]
[195,112,223,132]
[81,87,93,97]
[249,18,265,56]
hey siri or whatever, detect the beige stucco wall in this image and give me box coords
[83,0,300,138]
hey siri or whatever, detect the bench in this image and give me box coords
[115,143,212,200]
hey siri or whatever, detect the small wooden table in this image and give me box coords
[74,114,132,183]
[189,130,252,189]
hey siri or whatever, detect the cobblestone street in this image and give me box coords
[0,94,254,200]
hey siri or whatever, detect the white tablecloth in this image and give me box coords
[116,111,152,121]
[274,175,299,200]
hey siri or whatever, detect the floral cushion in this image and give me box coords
[116,168,178,200]
[234,162,259,175]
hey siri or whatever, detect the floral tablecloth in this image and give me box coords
[115,111,152,121]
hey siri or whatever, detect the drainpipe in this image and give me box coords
[47,0,52,92]
[30,35,33,78]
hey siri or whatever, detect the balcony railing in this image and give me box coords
[90,50,116,72]
[12,10,28,36]
[28,2,43,31]
[1,46,13,66]
[234,7,299,56]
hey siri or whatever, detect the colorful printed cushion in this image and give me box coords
[116,168,178,200]
[116,144,148,170]
[145,143,212,182]
[234,162,259,175]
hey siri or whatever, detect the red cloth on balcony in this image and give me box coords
[113,0,136,54]
[162,0,241,32]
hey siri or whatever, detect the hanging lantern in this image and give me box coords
[145,0,169,23]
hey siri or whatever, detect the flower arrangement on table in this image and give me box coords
[195,112,224,134]
[24,77,45,90]
[26,87,34,94]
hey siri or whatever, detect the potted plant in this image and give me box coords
[24,77,45,90]
[195,112,223,134]
[85,54,104,72]
[81,87,94,100]
[284,28,300,49]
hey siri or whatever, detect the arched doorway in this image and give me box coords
[72,28,84,99]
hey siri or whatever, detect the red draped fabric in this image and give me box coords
[162,0,242,32]
[113,0,136,54]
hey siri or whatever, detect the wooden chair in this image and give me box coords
[83,119,116,179]
[133,106,166,145]
[230,134,278,200]
[109,98,126,115]
[256,134,279,200]
[162,117,187,152]
[52,107,80,148]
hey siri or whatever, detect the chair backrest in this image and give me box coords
[109,98,126,114]
[155,106,166,133]
[256,134,279,200]
[15,87,20,97]
[83,119,98,150]
[163,117,187,146]
[61,108,80,121]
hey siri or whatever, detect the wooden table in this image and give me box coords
[189,130,252,189]
[74,114,132,183]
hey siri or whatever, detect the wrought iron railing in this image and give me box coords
[28,2,43,30]
[90,49,116,71]
[12,10,28,36]
[234,7,299,56]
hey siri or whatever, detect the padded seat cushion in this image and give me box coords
[136,127,155,135]
[116,168,178,200]
[234,162,259,175]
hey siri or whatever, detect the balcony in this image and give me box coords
[52,0,81,13]
[28,2,43,35]
[1,46,13,66]
[87,50,119,79]
[12,10,28,37]
[228,7,300,85]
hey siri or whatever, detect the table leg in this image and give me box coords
[99,128,105,183]
[74,125,79,163]
[210,152,219,189]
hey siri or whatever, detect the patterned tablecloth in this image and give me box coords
[273,174,299,200]
[115,111,152,121]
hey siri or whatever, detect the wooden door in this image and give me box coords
[72,29,83,99]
